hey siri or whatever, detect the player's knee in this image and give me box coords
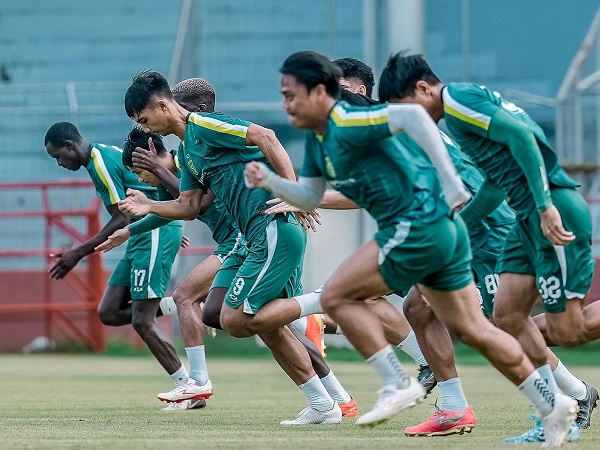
[223,323,253,338]
[172,288,189,308]
[202,302,223,330]
[403,298,432,327]
[319,289,343,313]
[492,309,520,334]
[548,327,586,348]
[97,305,118,326]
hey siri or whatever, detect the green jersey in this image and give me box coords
[85,143,158,206]
[180,112,275,243]
[439,131,515,250]
[442,82,578,219]
[300,101,448,228]
[173,147,239,245]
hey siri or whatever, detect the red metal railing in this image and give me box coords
[0,180,106,351]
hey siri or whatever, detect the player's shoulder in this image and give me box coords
[330,100,388,129]
[443,82,495,106]
[89,143,123,171]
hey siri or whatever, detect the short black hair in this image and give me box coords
[124,70,173,118]
[333,57,375,98]
[379,52,441,102]
[122,126,167,169]
[340,89,379,107]
[44,122,82,146]
[280,51,342,98]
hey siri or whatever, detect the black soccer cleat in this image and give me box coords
[417,365,437,396]
[576,382,598,429]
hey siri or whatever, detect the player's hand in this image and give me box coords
[132,138,160,173]
[118,189,152,216]
[95,228,131,253]
[244,161,271,188]
[48,249,83,280]
[540,205,575,245]
[180,235,190,249]
[265,198,303,214]
[294,211,322,232]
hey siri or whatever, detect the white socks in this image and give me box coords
[159,297,178,316]
[320,371,352,404]
[186,345,209,385]
[298,375,335,411]
[397,330,428,367]
[518,370,555,416]
[366,345,410,389]
[290,316,308,335]
[553,360,587,401]
[438,378,469,412]
[537,364,559,393]
[295,290,324,317]
[169,364,189,386]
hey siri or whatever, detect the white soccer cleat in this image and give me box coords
[541,392,578,448]
[280,403,342,426]
[157,379,213,403]
[356,377,426,427]
[161,398,206,411]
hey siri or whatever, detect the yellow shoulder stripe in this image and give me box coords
[188,113,248,138]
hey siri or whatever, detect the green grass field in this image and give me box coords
[2,353,600,449]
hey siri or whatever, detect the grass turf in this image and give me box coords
[2,354,600,449]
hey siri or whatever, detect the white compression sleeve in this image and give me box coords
[387,104,470,210]
[249,162,327,211]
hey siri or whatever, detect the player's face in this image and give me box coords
[390,81,443,122]
[45,142,81,171]
[131,167,160,187]
[133,99,171,136]
[281,74,323,130]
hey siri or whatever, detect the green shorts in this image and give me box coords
[108,223,182,300]
[471,221,512,318]
[213,231,244,259]
[223,214,306,314]
[497,188,595,313]
[376,214,474,294]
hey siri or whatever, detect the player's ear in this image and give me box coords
[358,85,367,96]
[157,99,169,112]
[415,80,431,96]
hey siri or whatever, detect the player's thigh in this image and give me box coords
[98,284,131,316]
[131,297,161,327]
[129,225,182,300]
[174,254,223,304]
[323,240,391,303]
[224,217,306,315]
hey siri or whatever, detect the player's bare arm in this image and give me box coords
[265,191,358,215]
[119,188,203,220]
[49,204,128,279]
[246,123,296,181]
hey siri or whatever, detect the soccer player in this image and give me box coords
[118,71,343,425]
[333,57,376,98]
[244,50,578,445]
[44,123,191,407]
[378,52,599,440]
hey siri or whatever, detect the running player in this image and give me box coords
[378,51,599,440]
[244,51,577,446]
[118,71,343,425]
[44,123,190,407]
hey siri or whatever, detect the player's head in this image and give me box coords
[124,70,177,135]
[279,51,342,130]
[44,122,88,171]
[333,57,375,98]
[340,89,379,107]
[122,126,170,187]
[172,78,216,113]
[379,52,444,122]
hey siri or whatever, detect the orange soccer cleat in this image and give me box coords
[305,314,326,357]
[339,397,358,417]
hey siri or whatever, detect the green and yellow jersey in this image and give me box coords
[180,112,275,243]
[442,82,578,219]
[85,143,158,207]
[301,101,449,228]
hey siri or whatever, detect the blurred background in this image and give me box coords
[1,0,600,353]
